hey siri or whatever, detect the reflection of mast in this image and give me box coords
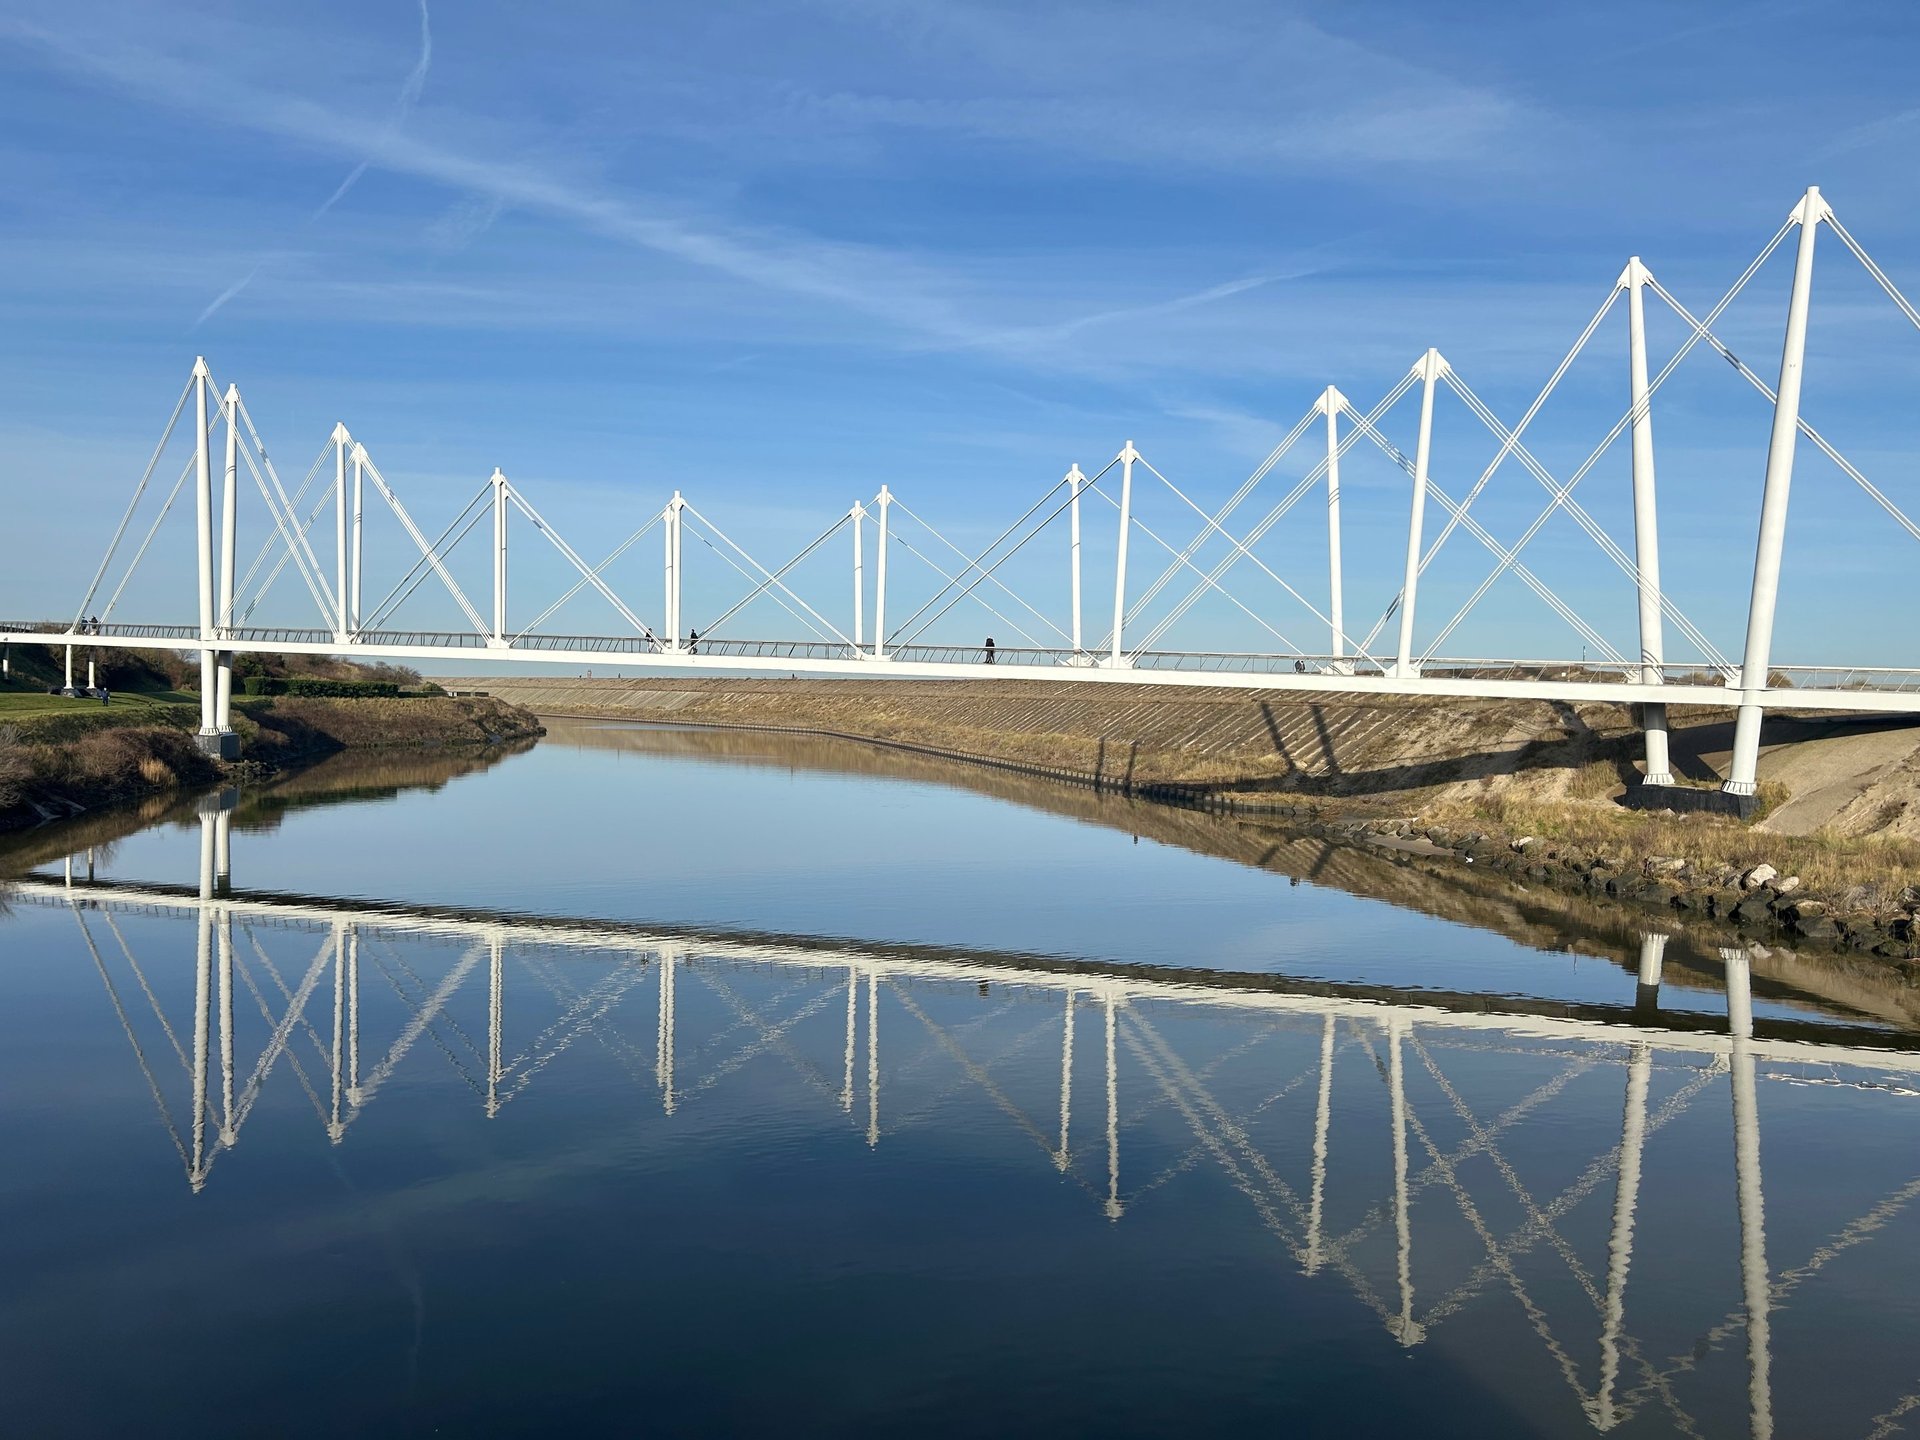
[866,971,880,1148]
[1723,947,1773,1440]
[1594,1040,1652,1430]
[1104,993,1121,1220]
[218,906,235,1146]
[330,924,346,1140]
[214,808,231,896]
[656,947,677,1115]
[1306,1013,1335,1275]
[1388,1015,1422,1345]
[841,967,857,1113]
[1057,991,1075,1172]
[488,934,504,1119]
[346,925,360,1107]
[191,890,211,1193]
[1635,931,1667,1022]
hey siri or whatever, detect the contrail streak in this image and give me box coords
[194,0,432,328]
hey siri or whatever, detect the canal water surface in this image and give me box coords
[3,719,1919,1437]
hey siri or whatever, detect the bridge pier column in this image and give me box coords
[1389,352,1444,680]
[1623,258,1673,786]
[190,359,237,757]
[1726,188,1826,803]
[193,359,217,737]
[492,468,510,647]
[1109,444,1137,669]
[851,502,864,650]
[350,438,364,634]
[1068,464,1085,654]
[873,487,892,661]
[1322,388,1348,668]
[215,385,239,734]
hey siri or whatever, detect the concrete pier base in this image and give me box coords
[196,732,241,761]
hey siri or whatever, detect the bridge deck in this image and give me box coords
[7,621,1920,713]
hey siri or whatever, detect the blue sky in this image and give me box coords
[2,0,1918,666]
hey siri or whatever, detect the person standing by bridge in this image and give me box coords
[983,637,995,665]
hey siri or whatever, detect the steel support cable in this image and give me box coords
[887,497,1072,645]
[894,455,1122,647]
[1129,371,1421,655]
[242,477,339,625]
[1416,234,1794,669]
[682,522,839,643]
[504,483,656,638]
[236,441,334,621]
[363,495,495,632]
[99,452,196,623]
[1132,454,1387,668]
[680,500,854,646]
[887,460,1109,643]
[1123,447,1327,653]
[73,371,196,629]
[100,911,189,1071]
[886,531,1047,648]
[696,509,851,641]
[1340,403,1620,661]
[228,933,337,1133]
[1128,382,1410,656]
[354,451,490,636]
[1827,213,1920,335]
[1082,483,1303,654]
[1431,371,1733,667]
[1650,278,1920,548]
[231,391,340,625]
[234,929,351,1121]
[1396,288,1619,604]
[231,424,339,628]
[72,907,191,1170]
[1366,224,1793,662]
[514,510,664,642]
[1122,402,1324,633]
[1350,412,1616,660]
[360,480,494,630]
[240,924,341,1074]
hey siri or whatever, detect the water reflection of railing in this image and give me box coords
[17,817,1920,1438]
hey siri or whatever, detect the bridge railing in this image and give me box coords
[12,618,1920,697]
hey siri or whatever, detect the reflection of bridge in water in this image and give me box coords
[17,807,1920,1438]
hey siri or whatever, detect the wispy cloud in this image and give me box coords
[783,0,1532,172]
[3,16,999,346]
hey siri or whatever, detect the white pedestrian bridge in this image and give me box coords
[7,187,1920,813]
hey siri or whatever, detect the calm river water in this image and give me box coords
[4,718,1920,1437]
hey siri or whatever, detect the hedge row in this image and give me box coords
[241,677,404,698]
